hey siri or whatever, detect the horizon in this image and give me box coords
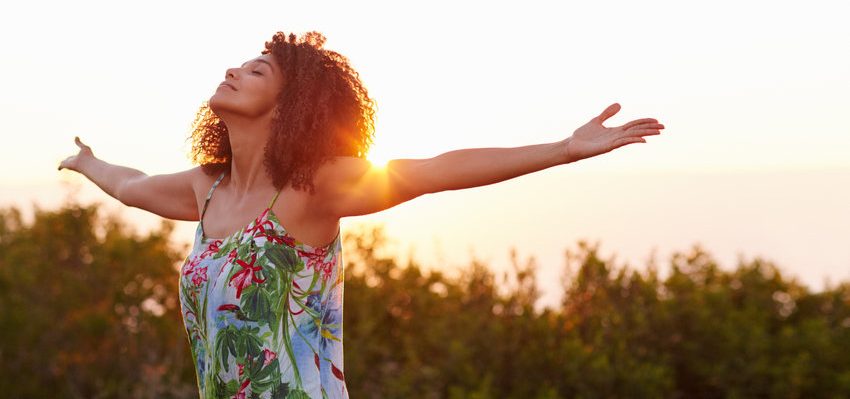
[6,166,848,312]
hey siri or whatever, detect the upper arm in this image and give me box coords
[117,167,201,221]
[312,156,432,219]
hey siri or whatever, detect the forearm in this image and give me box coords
[77,156,146,204]
[420,138,572,194]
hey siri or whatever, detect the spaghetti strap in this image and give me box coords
[268,188,283,209]
[200,170,227,239]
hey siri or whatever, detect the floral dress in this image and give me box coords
[178,170,347,399]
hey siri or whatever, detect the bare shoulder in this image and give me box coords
[312,156,374,189]
[190,165,217,185]
[190,166,227,200]
[309,155,428,219]
[308,156,375,217]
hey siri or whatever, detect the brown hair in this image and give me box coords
[187,31,377,193]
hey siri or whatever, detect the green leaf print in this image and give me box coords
[243,329,264,360]
[223,378,239,395]
[246,361,282,395]
[237,241,254,263]
[205,374,229,399]
[213,239,238,260]
[271,382,291,399]
[241,284,274,324]
[285,388,312,399]
[214,325,239,372]
[254,358,278,381]
[277,289,303,386]
[264,244,303,273]
[269,268,293,348]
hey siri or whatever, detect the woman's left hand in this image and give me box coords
[563,103,665,163]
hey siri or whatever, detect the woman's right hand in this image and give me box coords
[58,136,95,172]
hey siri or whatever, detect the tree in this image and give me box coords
[2,201,849,398]
[0,201,196,398]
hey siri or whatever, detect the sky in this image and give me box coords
[2,0,849,310]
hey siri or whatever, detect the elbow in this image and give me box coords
[116,192,135,208]
[114,182,128,206]
[114,177,138,208]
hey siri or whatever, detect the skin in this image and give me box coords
[58,53,666,249]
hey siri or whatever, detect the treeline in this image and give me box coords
[0,202,848,398]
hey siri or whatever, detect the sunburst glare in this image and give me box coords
[365,142,392,169]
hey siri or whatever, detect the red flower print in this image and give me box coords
[232,378,250,399]
[262,348,277,366]
[237,363,244,376]
[216,249,239,281]
[298,248,334,282]
[182,256,200,276]
[245,209,274,237]
[283,235,297,246]
[217,304,240,312]
[251,209,305,247]
[331,362,345,381]
[191,266,208,286]
[260,230,296,247]
[200,239,222,259]
[229,253,266,299]
[314,353,320,370]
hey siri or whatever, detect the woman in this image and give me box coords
[58,31,665,399]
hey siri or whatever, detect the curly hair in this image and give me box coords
[187,31,377,193]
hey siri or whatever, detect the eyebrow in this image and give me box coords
[241,59,275,70]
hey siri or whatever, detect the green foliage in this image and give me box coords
[1,201,849,398]
[0,201,197,397]
[340,230,850,398]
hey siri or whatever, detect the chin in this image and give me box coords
[209,94,235,117]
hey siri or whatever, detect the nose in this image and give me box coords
[225,67,240,79]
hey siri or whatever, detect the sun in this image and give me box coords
[365,144,392,169]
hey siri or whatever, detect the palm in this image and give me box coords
[566,103,665,162]
[58,136,94,172]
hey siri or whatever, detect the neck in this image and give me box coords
[222,113,275,198]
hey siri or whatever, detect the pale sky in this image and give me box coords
[2,0,849,310]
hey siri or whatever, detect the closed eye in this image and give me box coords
[252,70,262,75]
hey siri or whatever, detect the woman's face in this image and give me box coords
[209,54,284,119]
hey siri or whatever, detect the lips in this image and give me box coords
[218,82,237,91]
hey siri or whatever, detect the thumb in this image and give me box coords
[594,103,621,124]
[74,136,91,152]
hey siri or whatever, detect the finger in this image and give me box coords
[75,136,83,148]
[622,119,660,131]
[625,123,665,132]
[594,103,621,124]
[625,129,661,138]
[614,137,646,148]
[622,120,661,130]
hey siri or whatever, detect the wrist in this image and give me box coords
[77,154,99,175]
[560,137,574,164]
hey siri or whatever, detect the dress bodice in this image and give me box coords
[178,170,348,398]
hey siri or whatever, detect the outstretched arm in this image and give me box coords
[313,103,665,218]
[58,136,200,221]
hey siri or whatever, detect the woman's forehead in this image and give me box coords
[240,53,274,67]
